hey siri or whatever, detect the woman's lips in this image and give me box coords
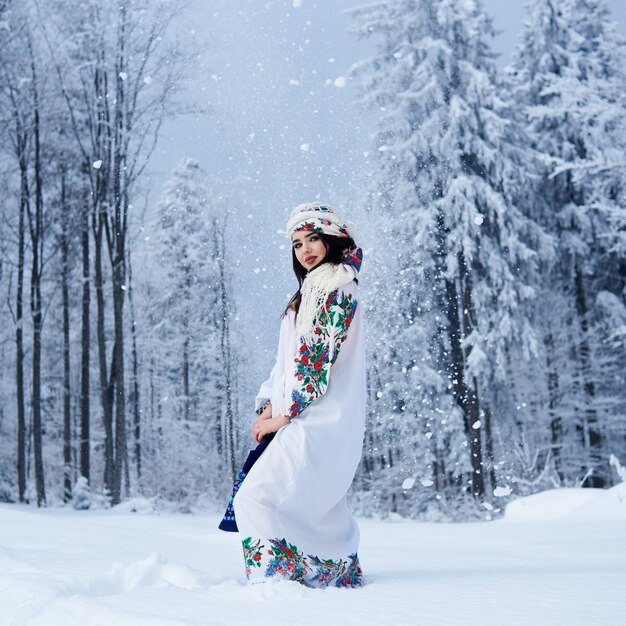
[305,256,317,263]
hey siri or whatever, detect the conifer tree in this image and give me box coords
[350,0,547,509]
[142,158,236,501]
[507,0,626,487]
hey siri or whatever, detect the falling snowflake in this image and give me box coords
[401,478,415,489]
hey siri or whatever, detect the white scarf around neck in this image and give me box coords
[296,261,358,348]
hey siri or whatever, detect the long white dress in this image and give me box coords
[231,278,366,588]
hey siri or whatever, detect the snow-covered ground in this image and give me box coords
[1,485,625,626]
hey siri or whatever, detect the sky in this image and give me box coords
[147,0,626,198]
[142,0,626,400]
[145,0,626,240]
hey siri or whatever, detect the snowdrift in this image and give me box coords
[502,482,626,522]
[1,485,624,626]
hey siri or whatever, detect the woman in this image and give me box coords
[220,202,366,588]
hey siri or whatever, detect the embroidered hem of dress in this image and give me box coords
[242,536,363,589]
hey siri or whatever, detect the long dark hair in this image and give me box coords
[282,232,359,322]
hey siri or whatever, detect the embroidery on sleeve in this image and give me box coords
[288,288,358,420]
[255,398,271,417]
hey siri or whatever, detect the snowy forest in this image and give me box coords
[0,0,624,522]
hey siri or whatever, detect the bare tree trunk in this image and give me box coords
[80,181,90,483]
[483,405,497,493]
[458,250,485,497]
[464,385,484,499]
[127,248,141,481]
[61,172,72,502]
[111,263,127,505]
[4,45,32,504]
[441,247,484,496]
[16,137,27,503]
[94,212,114,494]
[108,4,129,506]
[445,273,478,495]
[433,210,483,497]
[149,360,156,466]
[92,36,116,497]
[574,263,604,487]
[181,263,192,425]
[183,337,190,422]
[214,219,236,481]
[544,332,563,481]
[28,49,46,507]
[112,281,126,505]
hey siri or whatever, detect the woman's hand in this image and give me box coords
[253,414,289,442]
[251,402,272,438]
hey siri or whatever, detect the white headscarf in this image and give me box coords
[287,203,363,347]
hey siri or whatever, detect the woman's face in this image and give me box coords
[291,229,327,271]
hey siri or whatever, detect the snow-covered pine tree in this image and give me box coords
[349,0,547,514]
[506,0,626,487]
[141,158,226,503]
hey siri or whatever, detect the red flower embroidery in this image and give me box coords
[286,549,294,558]
[253,553,261,562]
[287,290,358,421]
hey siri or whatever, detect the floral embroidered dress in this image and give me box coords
[231,275,366,588]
